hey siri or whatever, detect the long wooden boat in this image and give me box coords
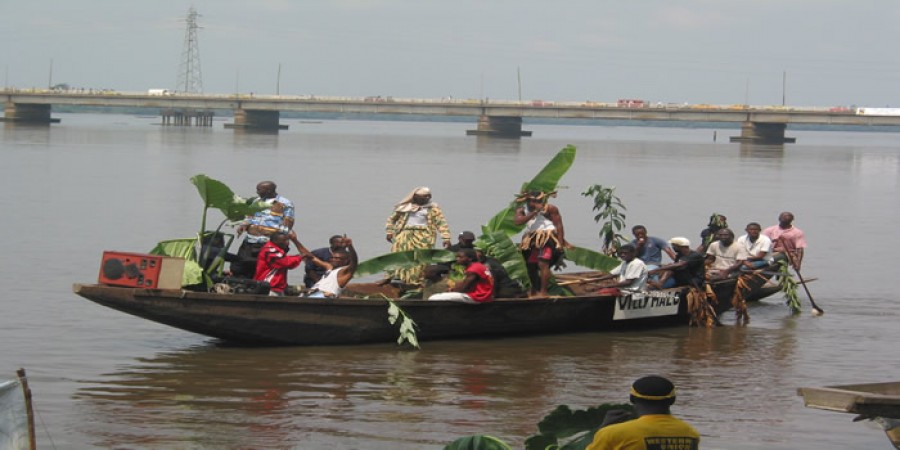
[73,274,780,346]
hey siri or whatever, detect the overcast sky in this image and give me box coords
[2,1,899,107]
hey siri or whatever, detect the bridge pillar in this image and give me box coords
[466,115,532,137]
[2,102,57,124]
[225,109,287,131]
[730,121,795,144]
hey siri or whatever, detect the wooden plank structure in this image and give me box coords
[798,382,900,448]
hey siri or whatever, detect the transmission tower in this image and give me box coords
[176,7,203,94]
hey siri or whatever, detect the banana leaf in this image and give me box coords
[484,145,576,236]
[562,246,621,272]
[355,249,456,278]
[148,237,205,286]
[190,174,268,232]
[476,230,530,290]
[444,435,512,450]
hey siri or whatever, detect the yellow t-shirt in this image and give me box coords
[586,414,699,450]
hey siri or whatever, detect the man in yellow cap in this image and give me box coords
[587,375,700,450]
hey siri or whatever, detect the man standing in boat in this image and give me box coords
[232,181,296,279]
[763,211,806,270]
[514,190,570,298]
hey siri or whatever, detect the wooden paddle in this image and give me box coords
[778,238,823,316]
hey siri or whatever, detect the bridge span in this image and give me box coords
[4,89,900,143]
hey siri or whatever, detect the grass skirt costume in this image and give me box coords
[385,187,451,284]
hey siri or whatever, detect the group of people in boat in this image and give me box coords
[594,212,806,297]
[217,181,806,301]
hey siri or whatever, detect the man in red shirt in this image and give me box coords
[254,231,307,296]
[428,249,494,303]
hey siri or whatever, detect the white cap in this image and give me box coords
[669,236,691,247]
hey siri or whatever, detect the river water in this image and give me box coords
[1,113,898,449]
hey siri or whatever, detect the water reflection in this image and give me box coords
[473,135,522,153]
[739,143,786,159]
[73,318,803,449]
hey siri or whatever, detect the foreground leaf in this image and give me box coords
[445,435,512,450]
[524,403,635,450]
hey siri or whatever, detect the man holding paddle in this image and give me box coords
[763,211,806,270]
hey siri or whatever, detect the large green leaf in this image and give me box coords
[190,174,268,222]
[444,435,512,450]
[524,403,635,450]
[148,238,204,286]
[476,230,530,290]
[355,249,456,277]
[562,246,621,272]
[484,145,577,235]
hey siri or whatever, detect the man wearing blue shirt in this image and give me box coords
[630,225,676,269]
[231,181,295,279]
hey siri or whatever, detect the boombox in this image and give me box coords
[98,251,185,289]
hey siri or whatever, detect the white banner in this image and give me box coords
[613,291,681,320]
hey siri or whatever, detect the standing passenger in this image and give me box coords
[514,190,570,298]
[384,187,452,285]
[232,181,295,279]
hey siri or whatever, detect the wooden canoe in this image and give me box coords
[73,274,780,346]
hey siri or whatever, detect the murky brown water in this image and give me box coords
[2,114,898,449]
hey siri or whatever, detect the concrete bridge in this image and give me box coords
[4,88,900,143]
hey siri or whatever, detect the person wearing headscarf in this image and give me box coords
[586,375,700,450]
[384,187,451,284]
[514,190,570,298]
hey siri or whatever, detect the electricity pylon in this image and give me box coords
[176,7,203,94]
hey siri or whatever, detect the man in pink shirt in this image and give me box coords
[763,211,807,270]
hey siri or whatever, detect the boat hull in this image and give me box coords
[73,278,779,346]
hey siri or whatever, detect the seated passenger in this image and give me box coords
[736,222,772,270]
[306,237,358,298]
[631,225,677,269]
[592,244,648,294]
[254,231,305,296]
[303,235,344,288]
[705,228,749,281]
[476,248,525,298]
[697,213,728,253]
[199,232,238,273]
[428,249,494,303]
[650,237,706,289]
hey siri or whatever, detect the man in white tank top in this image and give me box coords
[306,237,358,298]
[514,191,571,298]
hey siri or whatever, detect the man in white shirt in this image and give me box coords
[736,222,772,270]
[596,244,648,292]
